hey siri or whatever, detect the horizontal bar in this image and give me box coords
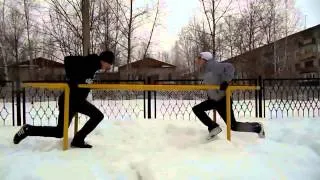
[23,82,260,91]
[79,84,220,91]
[229,86,260,91]
[79,84,260,91]
[23,83,67,89]
[263,78,320,81]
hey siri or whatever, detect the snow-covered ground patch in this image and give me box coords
[1,117,320,180]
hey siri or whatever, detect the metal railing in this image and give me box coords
[0,81,14,126]
[154,79,259,120]
[263,78,320,119]
[0,78,319,128]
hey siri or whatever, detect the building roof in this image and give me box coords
[119,57,176,69]
[224,24,320,64]
[8,57,64,68]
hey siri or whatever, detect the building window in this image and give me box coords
[295,63,300,70]
[305,60,314,68]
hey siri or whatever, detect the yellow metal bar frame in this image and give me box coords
[79,84,221,91]
[80,84,259,141]
[23,83,71,150]
[23,82,260,151]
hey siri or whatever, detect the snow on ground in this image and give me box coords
[1,117,320,180]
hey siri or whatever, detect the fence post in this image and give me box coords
[258,76,263,118]
[147,77,151,119]
[255,78,259,118]
[154,90,157,119]
[143,79,146,119]
[15,80,22,126]
[22,88,26,125]
[11,82,15,126]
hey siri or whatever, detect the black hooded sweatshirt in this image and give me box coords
[64,54,101,100]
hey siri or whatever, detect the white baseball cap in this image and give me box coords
[199,52,213,61]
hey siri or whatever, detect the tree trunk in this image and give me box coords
[127,0,133,79]
[82,0,90,56]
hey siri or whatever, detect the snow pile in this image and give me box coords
[1,118,320,180]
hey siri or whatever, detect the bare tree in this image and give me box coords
[23,0,33,62]
[0,0,8,80]
[200,0,233,54]
[143,0,160,59]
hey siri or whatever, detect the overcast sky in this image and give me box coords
[148,0,320,51]
[35,0,320,52]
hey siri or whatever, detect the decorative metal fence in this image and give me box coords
[22,80,146,126]
[0,81,14,126]
[153,79,259,121]
[0,78,319,126]
[263,78,320,119]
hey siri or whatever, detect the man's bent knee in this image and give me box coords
[192,105,200,113]
[95,111,104,121]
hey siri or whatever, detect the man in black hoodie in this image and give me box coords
[13,50,115,148]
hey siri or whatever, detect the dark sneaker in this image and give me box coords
[13,124,30,144]
[71,140,92,148]
[207,126,222,140]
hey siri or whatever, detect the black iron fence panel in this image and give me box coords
[23,86,62,126]
[263,78,320,119]
[154,79,258,120]
[2,78,320,126]
[0,81,14,126]
[88,90,145,121]
[20,80,145,126]
[230,79,258,118]
[154,90,212,121]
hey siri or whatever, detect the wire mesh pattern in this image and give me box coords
[154,90,213,121]
[89,90,145,121]
[0,82,14,125]
[263,79,320,119]
[1,78,320,126]
[154,79,257,121]
[22,81,146,126]
[231,79,258,118]
[24,87,62,126]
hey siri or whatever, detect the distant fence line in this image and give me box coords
[0,78,319,126]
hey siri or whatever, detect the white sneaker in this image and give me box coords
[207,126,222,140]
[258,123,265,138]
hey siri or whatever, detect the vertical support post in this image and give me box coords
[255,79,259,118]
[154,91,157,119]
[22,88,26,125]
[263,79,266,118]
[63,85,70,150]
[16,81,21,126]
[258,76,263,118]
[11,82,15,126]
[74,113,79,136]
[147,77,151,119]
[226,88,232,141]
[143,79,146,119]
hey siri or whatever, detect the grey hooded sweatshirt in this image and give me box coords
[202,58,235,101]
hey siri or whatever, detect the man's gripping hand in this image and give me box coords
[85,78,94,84]
[219,81,229,91]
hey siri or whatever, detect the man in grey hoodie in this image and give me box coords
[192,52,265,140]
